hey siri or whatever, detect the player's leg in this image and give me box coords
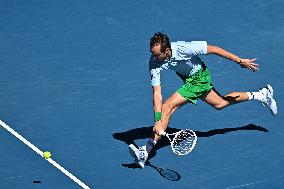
[202,88,249,110]
[152,92,188,141]
[128,92,188,168]
[202,86,277,115]
[147,92,187,163]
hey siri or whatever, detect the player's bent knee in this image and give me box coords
[213,102,227,110]
[214,105,224,110]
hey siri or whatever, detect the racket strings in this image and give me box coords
[172,130,196,155]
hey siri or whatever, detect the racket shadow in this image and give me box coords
[113,124,268,160]
[121,161,181,181]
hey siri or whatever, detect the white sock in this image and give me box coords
[247,92,264,101]
[145,138,157,154]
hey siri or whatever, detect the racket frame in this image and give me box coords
[160,129,197,155]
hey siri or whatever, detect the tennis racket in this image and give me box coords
[160,129,197,156]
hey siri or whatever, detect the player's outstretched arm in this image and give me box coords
[152,85,164,139]
[207,45,259,72]
[152,85,162,113]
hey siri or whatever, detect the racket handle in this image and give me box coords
[158,131,166,136]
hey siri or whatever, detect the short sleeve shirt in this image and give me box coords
[149,41,207,86]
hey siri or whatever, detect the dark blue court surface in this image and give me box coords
[0,0,283,188]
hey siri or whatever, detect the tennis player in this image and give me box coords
[129,32,277,168]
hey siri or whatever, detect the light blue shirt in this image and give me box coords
[149,41,207,86]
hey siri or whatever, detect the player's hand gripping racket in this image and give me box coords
[159,129,197,156]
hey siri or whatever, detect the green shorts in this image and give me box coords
[177,67,213,104]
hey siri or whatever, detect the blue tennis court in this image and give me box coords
[0,0,283,188]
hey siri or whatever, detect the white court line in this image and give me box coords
[0,119,91,189]
[225,174,284,189]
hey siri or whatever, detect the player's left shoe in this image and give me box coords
[259,85,277,115]
[128,144,148,168]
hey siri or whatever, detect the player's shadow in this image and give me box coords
[113,124,268,160]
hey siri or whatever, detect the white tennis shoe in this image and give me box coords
[259,85,277,115]
[128,144,148,168]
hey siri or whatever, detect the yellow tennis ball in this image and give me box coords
[43,151,51,159]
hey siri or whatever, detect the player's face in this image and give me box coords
[151,44,167,63]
